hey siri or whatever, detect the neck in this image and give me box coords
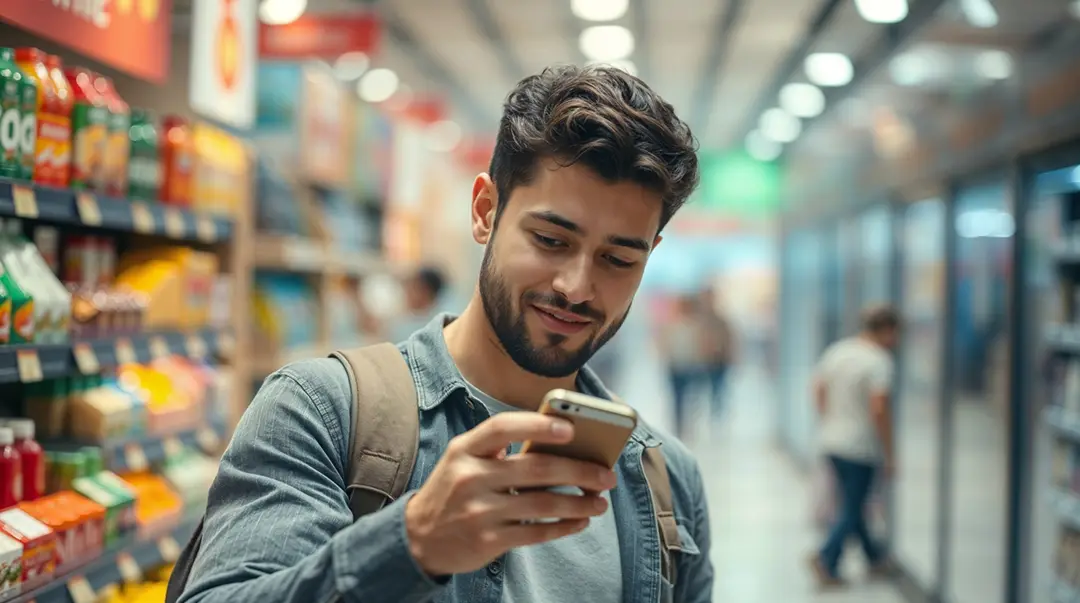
[443,297,577,410]
[859,332,884,349]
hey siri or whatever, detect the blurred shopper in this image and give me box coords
[809,304,900,586]
[171,65,712,603]
[390,265,448,342]
[698,286,736,419]
[661,294,705,437]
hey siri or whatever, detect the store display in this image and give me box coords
[0,48,30,181]
[161,116,195,207]
[98,74,132,198]
[65,66,108,191]
[44,54,73,187]
[0,506,56,590]
[251,274,319,352]
[128,109,161,202]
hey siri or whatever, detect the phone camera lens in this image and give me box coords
[560,403,569,411]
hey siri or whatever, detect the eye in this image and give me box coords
[605,255,637,269]
[533,233,566,248]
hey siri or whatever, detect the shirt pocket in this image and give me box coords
[660,523,701,602]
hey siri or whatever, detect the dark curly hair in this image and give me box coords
[489,65,699,232]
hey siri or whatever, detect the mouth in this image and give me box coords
[530,304,592,336]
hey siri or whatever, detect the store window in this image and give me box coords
[948,181,1013,603]
[895,198,945,590]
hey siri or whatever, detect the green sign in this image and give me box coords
[693,150,784,214]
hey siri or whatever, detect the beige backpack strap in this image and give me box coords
[330,343,420,519]
[643,445,683,586]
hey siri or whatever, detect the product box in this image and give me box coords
[92,471,138,536]
[72,475,135,544]
[0,530,23,599]
[0,508,56,589]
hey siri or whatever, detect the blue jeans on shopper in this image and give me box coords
[818,455,884,577]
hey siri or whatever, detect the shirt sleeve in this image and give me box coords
[178,362,445,603]
[867,353,895,395]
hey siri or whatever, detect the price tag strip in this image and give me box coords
[16,349,43,383]
[163,436,184,458]
[149,335,171,360]
[115,338,138,366]
[197,216,217,242]
[67,575,96,603]
[12,185,38,218]
[164,208,186,238]
[124,443,149,473]
[159,535,181,564]
[186,334,208,360]
[131,202,155,234]
[117,551,143,584]
[76,192,103,226]
[73,342,101,374]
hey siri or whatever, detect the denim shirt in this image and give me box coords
[179,314,713,603]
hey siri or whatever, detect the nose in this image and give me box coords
[552,255,596,306]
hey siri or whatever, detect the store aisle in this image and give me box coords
[684,366,907,603]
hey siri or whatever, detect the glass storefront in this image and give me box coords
[895,198,946,590]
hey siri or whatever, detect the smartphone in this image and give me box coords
[521,388,638,469]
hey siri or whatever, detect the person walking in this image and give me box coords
[809,304,900,586]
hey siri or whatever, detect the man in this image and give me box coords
[697,286,736,420]
[178,65,711,603]
[391,265,448,343]
[809,304,899,586]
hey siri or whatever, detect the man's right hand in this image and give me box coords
[403,412,617,577]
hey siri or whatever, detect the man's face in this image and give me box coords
[879,327,900,350]
[471,159,663,378]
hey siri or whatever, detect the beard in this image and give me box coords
[478,243,629,378]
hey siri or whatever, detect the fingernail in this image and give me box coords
[551,419,573,438]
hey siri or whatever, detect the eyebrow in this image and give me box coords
[527,210,652,252]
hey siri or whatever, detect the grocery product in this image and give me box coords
[65,67,108,190]
[7,421,43,503]
[96,74,131,197]
[115,246,219,330]
[44,55,73,186]
[116,472,182,535]
[0,428,21,508]
[5,220,70,343]
[15,48,65,186]
[73,471,136,544]
[161,115,194,206]
[23,379,69,441]
[20,492,105,571]
[11,50,41,183]
[0,275,10,345]
[0,220,39,343]
[0,530,22,599]
[128,109,161,201]
[0,507,56,589]
[0,48,27,180]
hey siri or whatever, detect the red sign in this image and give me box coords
[259,13,380,60]
[0,0,172,83]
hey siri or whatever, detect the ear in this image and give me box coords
[651,234,663,252]
[472,173,498,245]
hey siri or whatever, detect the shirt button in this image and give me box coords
[487,560,502,576]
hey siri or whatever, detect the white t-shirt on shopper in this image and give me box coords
[815,337,894,464]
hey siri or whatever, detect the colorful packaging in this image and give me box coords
[44,55,72,187]
[0,221,37,343]
[8,421,44,503]
[0,531,22,599]
[15,48,62,186]
[128,109,161,201]
[64,67,107,190]
[71,476,128,545]
[161,115,194,206]
[0,48,26,179]
[0,278,10,345]
[0,428,21,508]
[0,507,55,590]
[95,75,130,197]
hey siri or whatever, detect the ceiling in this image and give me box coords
[295,0,1078,157]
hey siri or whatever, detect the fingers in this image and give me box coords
[459,413,574,458]
[496,518,591,548]
[492,453,617,492]
[499,490,608,522]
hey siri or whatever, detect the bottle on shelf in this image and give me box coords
[128,108,161,201]
[0,428,22,508]
[94,74,130,198]
[161,115,194,206]
[64,67,108,191]
[7,420,43,503]
[0,48,28,181]
[44,54,73,187]
[15,48,67,187]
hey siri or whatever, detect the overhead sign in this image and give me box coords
[0,0,172,82]
[259,13,380,60]
[189,0,257,129]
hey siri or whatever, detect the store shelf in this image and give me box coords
[0,178,233,244]
[253,235,386,277]
[1047,407,1080,443]
[251,339,370,377]
[1046,324,1080,354]
[7,511,201,603]
[41,423,225,475]
[0,328,231,385]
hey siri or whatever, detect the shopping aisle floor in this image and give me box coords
[674,367,906,603]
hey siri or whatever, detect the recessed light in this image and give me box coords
[357,68,399,103]
[759,108,802,143]
[854,0,908,23]
[779,83,825,118]
[571,0,629,22]
[804,53,854,87]
[579,25,634,61]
